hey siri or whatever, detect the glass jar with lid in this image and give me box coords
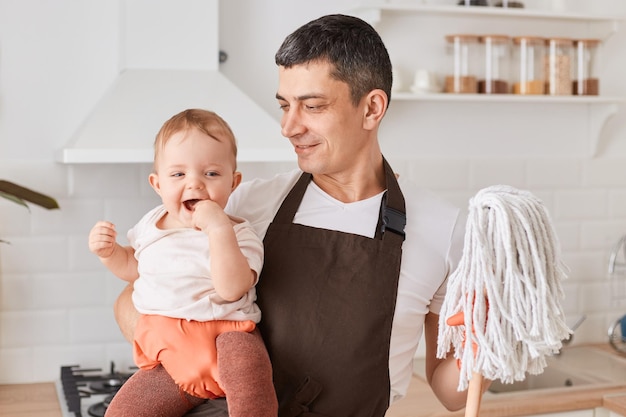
[544,37,573,95]
[444,34,479,94]
[493,1,525,7]
[512,36,545,95]
[478,34,511,94]
[457,0,488,6]
[573,38,601,95]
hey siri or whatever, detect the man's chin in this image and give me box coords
[295,156,320,174]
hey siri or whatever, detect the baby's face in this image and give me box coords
[149,128,239,229]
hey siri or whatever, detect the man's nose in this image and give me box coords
[281,107,304,139]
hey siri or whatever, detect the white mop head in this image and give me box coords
[437,185,572,391]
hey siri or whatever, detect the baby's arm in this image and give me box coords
[88,221,139,282]
[192,201,256,302]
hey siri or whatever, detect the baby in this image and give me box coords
[88,109,277,417]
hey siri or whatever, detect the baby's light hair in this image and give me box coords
[153,109,238,171]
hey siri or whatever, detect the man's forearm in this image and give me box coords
[113,284,139,343]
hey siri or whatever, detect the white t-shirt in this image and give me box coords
[225,169,466,403]
[295,180,385,236]
[128,205,263,323]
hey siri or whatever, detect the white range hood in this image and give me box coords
[56,0,292,164]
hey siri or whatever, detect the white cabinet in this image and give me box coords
[519,410,593,417]
[597,405,626,417]
[516,407,625,416]
[349,3,625,157]
[523,410,597,417]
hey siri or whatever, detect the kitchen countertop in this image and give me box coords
[386,344,626,417]
[2,345,626,417]
[0,382,62,417]
[3,380,625,417]
[605,394,626,416]
[385,375,626,417]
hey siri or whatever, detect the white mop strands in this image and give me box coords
[437,185,572,391]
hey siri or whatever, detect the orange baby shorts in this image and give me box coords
[133,314,256,399]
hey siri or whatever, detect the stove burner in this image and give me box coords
[87,394,115,417]
[104,393,114,408]
[87,402,106,417]
[89,378,124,393]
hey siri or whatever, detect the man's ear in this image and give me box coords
[232,171,243,191]
[148,172,161,196]
[362,89,388,131]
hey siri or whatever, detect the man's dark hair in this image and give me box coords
[275,14,393,108]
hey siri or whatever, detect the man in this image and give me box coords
[115,14,470,416]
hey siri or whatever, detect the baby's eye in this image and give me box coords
[171,172,184,178]
[205,171,219,177]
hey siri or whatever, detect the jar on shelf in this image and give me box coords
[512,36,545,95]
[573,38,601,96]
[457,0,489,6]
[493,1,525,7]
[444,34,480,94]
[544,37,573,95]
[478,34,511,94]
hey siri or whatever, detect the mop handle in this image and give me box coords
[464,372,484,417]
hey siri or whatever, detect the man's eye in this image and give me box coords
[278,103,289,111]
[305,102,326,111]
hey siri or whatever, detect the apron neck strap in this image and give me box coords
[272,171,312,224]
[272,157,406,241]
[378,158,406,242]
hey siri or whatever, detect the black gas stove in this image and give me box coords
[57,362,135,417]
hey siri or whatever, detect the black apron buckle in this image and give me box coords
[381,206,406,240]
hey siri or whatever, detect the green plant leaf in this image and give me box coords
[0,180,60,209]
[0,191,29,209]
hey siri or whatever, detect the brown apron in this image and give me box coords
[257,158,406,417]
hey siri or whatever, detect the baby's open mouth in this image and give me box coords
[183,199,201,211]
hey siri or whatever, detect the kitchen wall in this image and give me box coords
[1,0,626,384]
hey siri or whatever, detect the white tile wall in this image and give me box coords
[1,0,626,385]
[6,156,625,383]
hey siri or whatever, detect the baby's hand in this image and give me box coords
[88,221,118,258]
[192,200,232,233]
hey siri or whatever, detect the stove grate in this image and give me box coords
[59,362,134,417]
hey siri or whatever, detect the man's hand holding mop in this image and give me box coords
[437,185,573,417]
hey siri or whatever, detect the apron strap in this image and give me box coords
[272,171,312,225]
[378,158,406,242]
[282,377,333,417]
[272,157,406,242]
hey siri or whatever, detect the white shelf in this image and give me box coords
[392,92,624,104]
[390,93,623,156]
[352,3,623,40]
[356,3,618,21]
